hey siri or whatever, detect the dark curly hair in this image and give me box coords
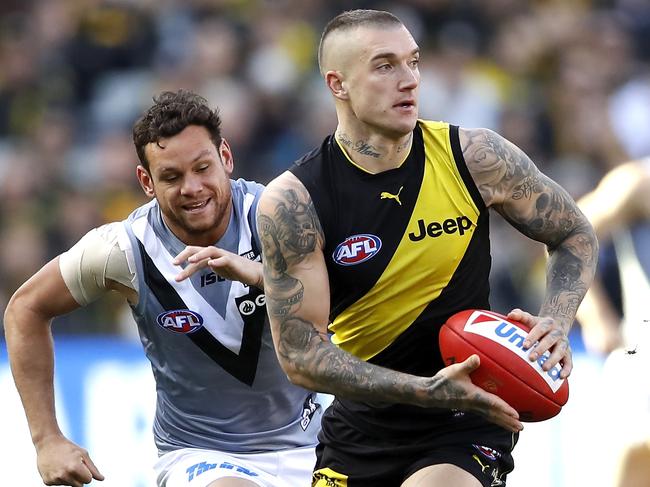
[133,90,222,170]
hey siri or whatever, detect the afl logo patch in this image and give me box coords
[333,234,382,266]
[156,309,204,334]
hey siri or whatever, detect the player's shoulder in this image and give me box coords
[64,222,131,269]
[231,177,265,197]
[293,140,327,168]
[265,170,307,194]
[125,199,157,222]
[258,172,311,213]
[77,221,125,248]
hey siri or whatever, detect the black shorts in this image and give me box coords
[312,400,518,487]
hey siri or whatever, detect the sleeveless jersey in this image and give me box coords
[290,121,493,438]
[120,179,321,453]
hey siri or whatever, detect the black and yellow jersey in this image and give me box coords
[290,120,491,379]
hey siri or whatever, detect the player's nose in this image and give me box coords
[180,174,204,195]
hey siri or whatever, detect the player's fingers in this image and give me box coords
[559,350,573,379]
[538,335,569,370]
[459,354,480,373]
[507,309,539,348]
[522,317,554,350]
[71,471,93,486]
[82,455,105,481]
[490,410,524,433]
[68,457,96,485]
[530,325,567,361]
[493,412,524,433]
[506,308,531,323]
[172,246,203,265]
[462,377,519,420]
[476,391,522,432]
[527,334,556,361]
[207,255,231,271]
[51,480,81,487]
[484,390,519,419]
[174,260,209,281]
[187,247,226,263]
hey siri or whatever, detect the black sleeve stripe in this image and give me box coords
[449,124,486,213]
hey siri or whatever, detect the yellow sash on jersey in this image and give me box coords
[330,121,481,360]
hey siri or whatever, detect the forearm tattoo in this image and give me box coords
[463,128,598,327]
[275,314,467,406]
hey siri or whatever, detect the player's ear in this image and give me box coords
[218,138,234,176]
[136,165,155,198]
[325,71,349,100]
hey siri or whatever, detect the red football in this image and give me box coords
[439,309,569,422]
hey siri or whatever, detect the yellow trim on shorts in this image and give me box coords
[313,467,349,486]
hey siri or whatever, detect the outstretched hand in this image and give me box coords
[173,246,263,288]
[36,434,104,487]
[433,355,524,433]
[508,308,573,379]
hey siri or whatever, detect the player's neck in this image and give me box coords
[334,124,413,174]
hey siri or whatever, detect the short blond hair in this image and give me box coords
[317,9,403,74]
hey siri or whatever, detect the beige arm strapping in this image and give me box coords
[58,222,137,306]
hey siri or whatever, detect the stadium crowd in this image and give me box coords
[1,0,650,337]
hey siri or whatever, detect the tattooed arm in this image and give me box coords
[460,127,598,378]
[257,171,523,432]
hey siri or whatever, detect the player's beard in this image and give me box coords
[178,198,228,236]
[163,196,231,243]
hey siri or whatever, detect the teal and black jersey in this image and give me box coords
[290,121,491,378]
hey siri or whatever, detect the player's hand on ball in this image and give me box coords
[508,308,573,379]
[433,354,524,433]
[36,434,104,486]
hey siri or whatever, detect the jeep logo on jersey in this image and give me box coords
[408,216,472,241]
[156,309,204,334]
[332,234,382,266]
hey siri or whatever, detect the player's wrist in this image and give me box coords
[32,429,65,450]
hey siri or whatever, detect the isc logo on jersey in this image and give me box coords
[157,310,204,334]
[332,234,382,266]
[463,310,565,393]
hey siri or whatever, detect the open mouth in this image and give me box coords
[183,199,210,213]
[394,100,416,110]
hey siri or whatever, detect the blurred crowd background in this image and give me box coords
[1,0,649,339]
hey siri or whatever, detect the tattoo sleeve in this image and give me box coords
[462,128,599,329]
[257,178,470,407]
